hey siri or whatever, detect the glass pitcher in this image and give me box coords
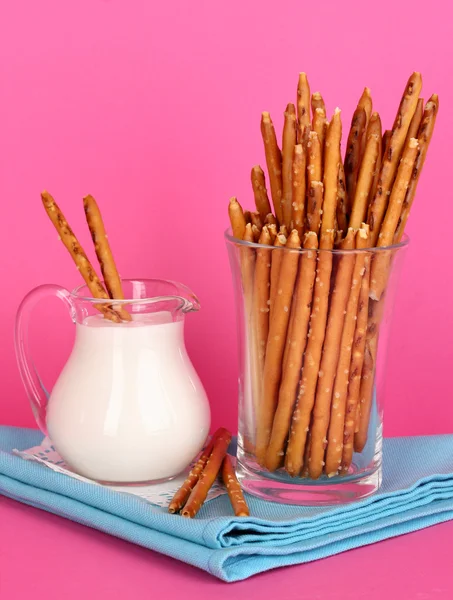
[15,279,211,484]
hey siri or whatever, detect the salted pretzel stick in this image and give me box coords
[267,223,277,244]
[308,229,356,479]
[344,107,367,208]
[349,133,381,228]
[382,130,391,156]
[290,144,307,236]
[169,429,223,513]
[306,181,324,236]
[265,213,278,226]
[297,72,311,128]
[354,298,385,452]
[281,103,297,228]
[181,429,232,518]
[269,233,287,322]
[406,98,424,143]
[311,92,326,114]
[341,226,371,473]
[222,455,250,517]
[41,191,121,323]
[369,138,419,301]
[325,226,369,476]
[367,113,383,203]
[244,211,252,224]
[250,211,263,231]
[322,109,342,232]
[228,197,247,239]
[83,195,131,321]
[256,230,301,465]
[253,226,272,379]
[358,87,372,124]
[252,224,261,243]
[261,112,283,224]
[367,72,422,246]
[395,95,439,241]
[284,229,335,476]
[307,131,322,191]
[336,161,348,233]
[265,231,318,471]
[251,166,273,221]
[313,108,327,157]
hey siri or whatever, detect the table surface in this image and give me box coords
[1,496,452,600]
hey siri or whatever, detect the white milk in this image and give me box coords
[46,313,210,483]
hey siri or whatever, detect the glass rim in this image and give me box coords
[224,227,410,254]
[70,278,198,307]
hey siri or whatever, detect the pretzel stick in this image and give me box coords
[250,211,263,231]
[267,223,277,244]
[325,226,369,476]
[313,108,327,157]
[406,98,424,143]
[269,233,287,322]
[261,112,283,224]
[367,72,422,246]
[349,133,381,228]
[306,181,324,237]
[253,226,272,380]
[307,131,322,191]
[344,107,367,208]
[281,103,297,228]
[382,129,391,157]
[256,230,301,464]
[395,95,439,241]
[265,231,318,471]
[181,429,232,518]
[290,144,307,236]
[41,191,121,323]
[265,213,278,226]
[228,197,247,239]
[354,298,385,452]
[252,224,261,243]
[311,92,326,114]
[251,166,273,221]
[322,109,342,232]
[336,161,348,234]
[341,230,371,472]
[308,228,356,479]
[222,455,250,517]
[244,211,252,224]
[358,87,373,125]
[284,229,334,476]
[168,429,222,513]
[297,72,311,128]
[369,138,419,301]
[367,113,383,203]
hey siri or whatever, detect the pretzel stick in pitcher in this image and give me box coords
[336,161,348,234]
[358,87,373,124]
[290,144,307,236]
[221,455,250,517]
[250,211,263,231]
[369,138,419,301]
[382,129,391,157]
[251,166,273,221]
[269,232,287,322]
[256,230,301,465]
[281,104,297,228]
[253,226,272,378]
[306,181,324,236]
[41,191,121,323]
[181,429,232,518]
[406,98,424,143]
[265,231,318,471]
[267,223,277,244]
[308,228,356,479]
[340,226,371,472]
[307,131,322,190]
[251,224,261,243]
[313,108,327,157]
[395,95,439,241]
[311,92,326,114]
[265,213,278,226]
[344,107,367,209]
[367,72,422,246]
[297,72,311,128]
[228,197,247,239]
[83,195,131,321]
[325,226,369,476]
[261,112,283,224]
[349,133,381,229]
[168,429,224,513]
[367,113,383,203]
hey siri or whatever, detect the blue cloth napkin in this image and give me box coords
[1,426,453,582]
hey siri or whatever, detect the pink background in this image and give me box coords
[0,0,452,438]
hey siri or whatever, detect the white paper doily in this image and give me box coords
[13,437,227,508]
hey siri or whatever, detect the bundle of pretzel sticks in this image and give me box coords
[41,190,131,322]
[228,72,438,480]
[168,427,250,518]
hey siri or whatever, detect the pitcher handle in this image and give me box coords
[14,284,75,434]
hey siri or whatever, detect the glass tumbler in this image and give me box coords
[225,228,408,505]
